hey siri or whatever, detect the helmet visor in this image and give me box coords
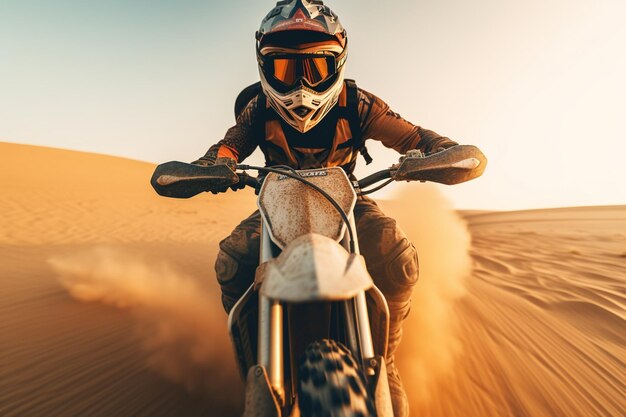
[267,53,336,89]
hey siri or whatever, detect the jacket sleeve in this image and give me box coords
[357,88,458,154]
[192,96,261,166]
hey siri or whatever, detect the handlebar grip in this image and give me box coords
[238,173,261,190]
[357,170,393,189]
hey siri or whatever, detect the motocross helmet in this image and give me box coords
[256,0,348,133]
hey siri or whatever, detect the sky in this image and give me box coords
[1,0,625,210]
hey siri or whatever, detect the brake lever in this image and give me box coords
[391,149,428,181]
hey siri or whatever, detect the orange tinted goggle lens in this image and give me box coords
[272,56,333,86]
[273,58,298,85]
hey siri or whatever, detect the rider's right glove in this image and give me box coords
[191,156,245,194]
[211,157,245,194]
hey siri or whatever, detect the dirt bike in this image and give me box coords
[151,145,486,417]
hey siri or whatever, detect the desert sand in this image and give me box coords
[1,142,624,416]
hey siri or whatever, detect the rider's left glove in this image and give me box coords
[426,143,457,156]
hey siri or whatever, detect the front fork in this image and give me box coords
[347,214,377,375]
[256,216,378,405]
[258,222,285,403]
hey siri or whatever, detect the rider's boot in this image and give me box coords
[384,297,412,417]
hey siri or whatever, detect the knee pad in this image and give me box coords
[214,211,261,312]
[216,227,260,286]
[215,249,240,284]
[359,217,419,300]
[386,240,419,293]
[215,248,257,313]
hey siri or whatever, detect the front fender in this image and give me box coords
[259,233,373,303]
[243,365,281,417]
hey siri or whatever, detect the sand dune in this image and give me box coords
[410,207,626,416]
[1,143,252,416]
[1,142,624,416]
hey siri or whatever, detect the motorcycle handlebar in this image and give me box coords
[151,145,486,199]
[356,169,393,190]
[236,145,486,190]
[234,165,393,193]
[237,172,261,189]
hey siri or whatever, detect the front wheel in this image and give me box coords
[298,339,376,417]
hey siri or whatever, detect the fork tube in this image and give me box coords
[343,299,360,357]
[258,222,272,368]
[348,214,376,372]
[258,296,271,368]
[260,220,273,263]
[258,221,284,402]
[355,291,375,363]
[269,300,284,401]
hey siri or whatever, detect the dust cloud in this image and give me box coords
[381,184,472,404]
[49,185,472,411]
[49,247,242,406]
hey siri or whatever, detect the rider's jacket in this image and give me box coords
[194,81,458,174]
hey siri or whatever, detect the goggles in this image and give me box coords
[263,52,338,89]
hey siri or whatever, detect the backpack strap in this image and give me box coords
[233,82,271,144]
[343,79,373,165]
[256,90,269,141]
[234,82,262,120]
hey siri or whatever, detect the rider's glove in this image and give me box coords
[428,147,447,155]
[209,157,245,194]
[426,142,458,156]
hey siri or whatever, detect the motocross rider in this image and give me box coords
[193,1,458,415]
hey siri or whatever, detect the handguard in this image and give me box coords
[393,145,487,185]
[150,161,240,198]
